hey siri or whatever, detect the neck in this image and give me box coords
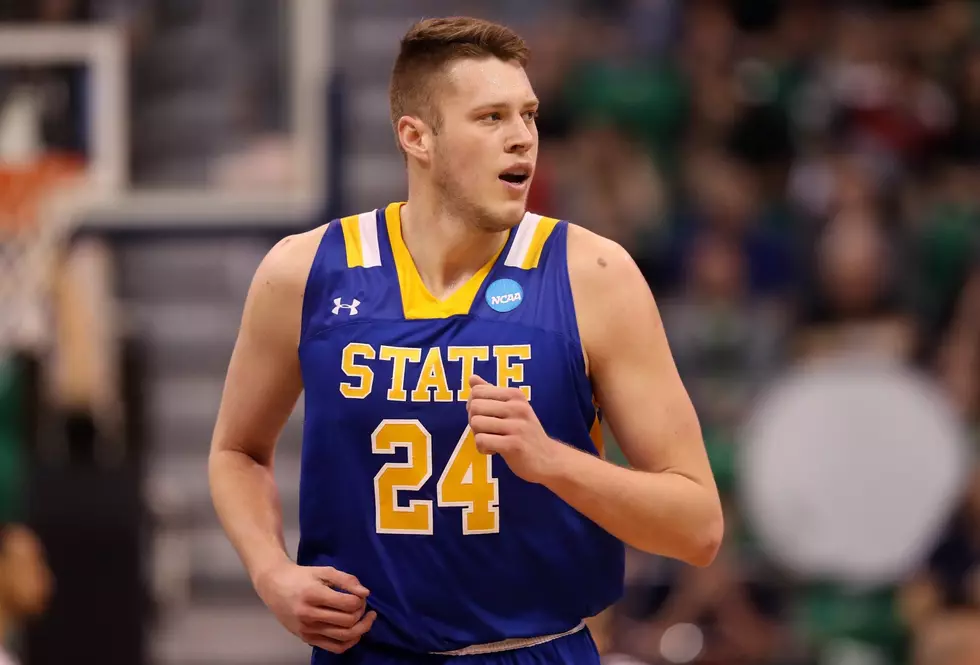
[400,190,510,299]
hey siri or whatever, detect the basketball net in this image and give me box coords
[0,154,87,356]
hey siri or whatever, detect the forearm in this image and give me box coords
[541,442,723,566]
[208,448,291,584]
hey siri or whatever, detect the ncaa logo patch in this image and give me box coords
[485,278,524,313]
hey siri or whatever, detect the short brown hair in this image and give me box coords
[389,17,530,133]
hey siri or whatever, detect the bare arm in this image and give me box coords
[208,230,319,585]
[467,226,722,565]
[545,225,723,565]
[209,226,378,653]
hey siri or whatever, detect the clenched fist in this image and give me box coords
[254,561,377,654]
[466,374,561,484]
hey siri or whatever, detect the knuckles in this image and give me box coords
[509,400,530,418]
[297,605,318,623]
[473,434,492,453]
[474,433,511,454]
[469,385,494,400]
[336,613,360,629]
[468,399,530,420]
[469,385,529,403]
[302,629,359,653]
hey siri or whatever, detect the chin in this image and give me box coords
[491,201,527,230]
[468,196,527,232]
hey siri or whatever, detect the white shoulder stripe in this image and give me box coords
[358,210,381,268]
[504,212,541,268]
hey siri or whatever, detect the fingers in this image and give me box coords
[300,605,366,629]
[466,380,532,448]
[313,566,370,597]
[468,382,526,405]
[473,432,509,455]
[468,397,513,419]
[470,415,511,436]
[303,611,377,654]
[305,610,377,642]
[303,582,367,614]
[321,610,376,642]
[308,635,361,654]
[468,374,490,388]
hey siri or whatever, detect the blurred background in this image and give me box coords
[0,1,979,664]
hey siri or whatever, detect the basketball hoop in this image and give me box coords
[0,154,87,355]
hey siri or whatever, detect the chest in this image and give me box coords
[300,317,586,426]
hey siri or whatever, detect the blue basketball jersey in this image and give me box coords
[297,203,625,656]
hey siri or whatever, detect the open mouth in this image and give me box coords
[499,166,531,186]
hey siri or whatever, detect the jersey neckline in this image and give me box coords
[382,202,516,320]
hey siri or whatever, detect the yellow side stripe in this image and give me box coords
[590,413,605,459]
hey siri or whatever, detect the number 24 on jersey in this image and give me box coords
[372,419,498,536]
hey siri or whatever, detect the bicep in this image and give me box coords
[211,247,304,465]
[578,241,711,483]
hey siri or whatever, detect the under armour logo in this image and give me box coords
[332,298,360,315]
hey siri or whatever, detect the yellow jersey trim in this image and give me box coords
[521,216,559,269]
[340,214,363,268]
[503,213,560,269]
[340,211,383,268]
[590,413,605,459]
[384,202,507,320]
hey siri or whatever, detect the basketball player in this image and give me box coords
[209,16,723,664]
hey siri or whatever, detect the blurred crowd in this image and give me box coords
[522,1,980,663]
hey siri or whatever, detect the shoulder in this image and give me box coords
[565,223,651,314]
[251,222,330,297]
[564,223,660,364]
[242,223,331,341]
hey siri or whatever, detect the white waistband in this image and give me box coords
[430,621,586,657]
